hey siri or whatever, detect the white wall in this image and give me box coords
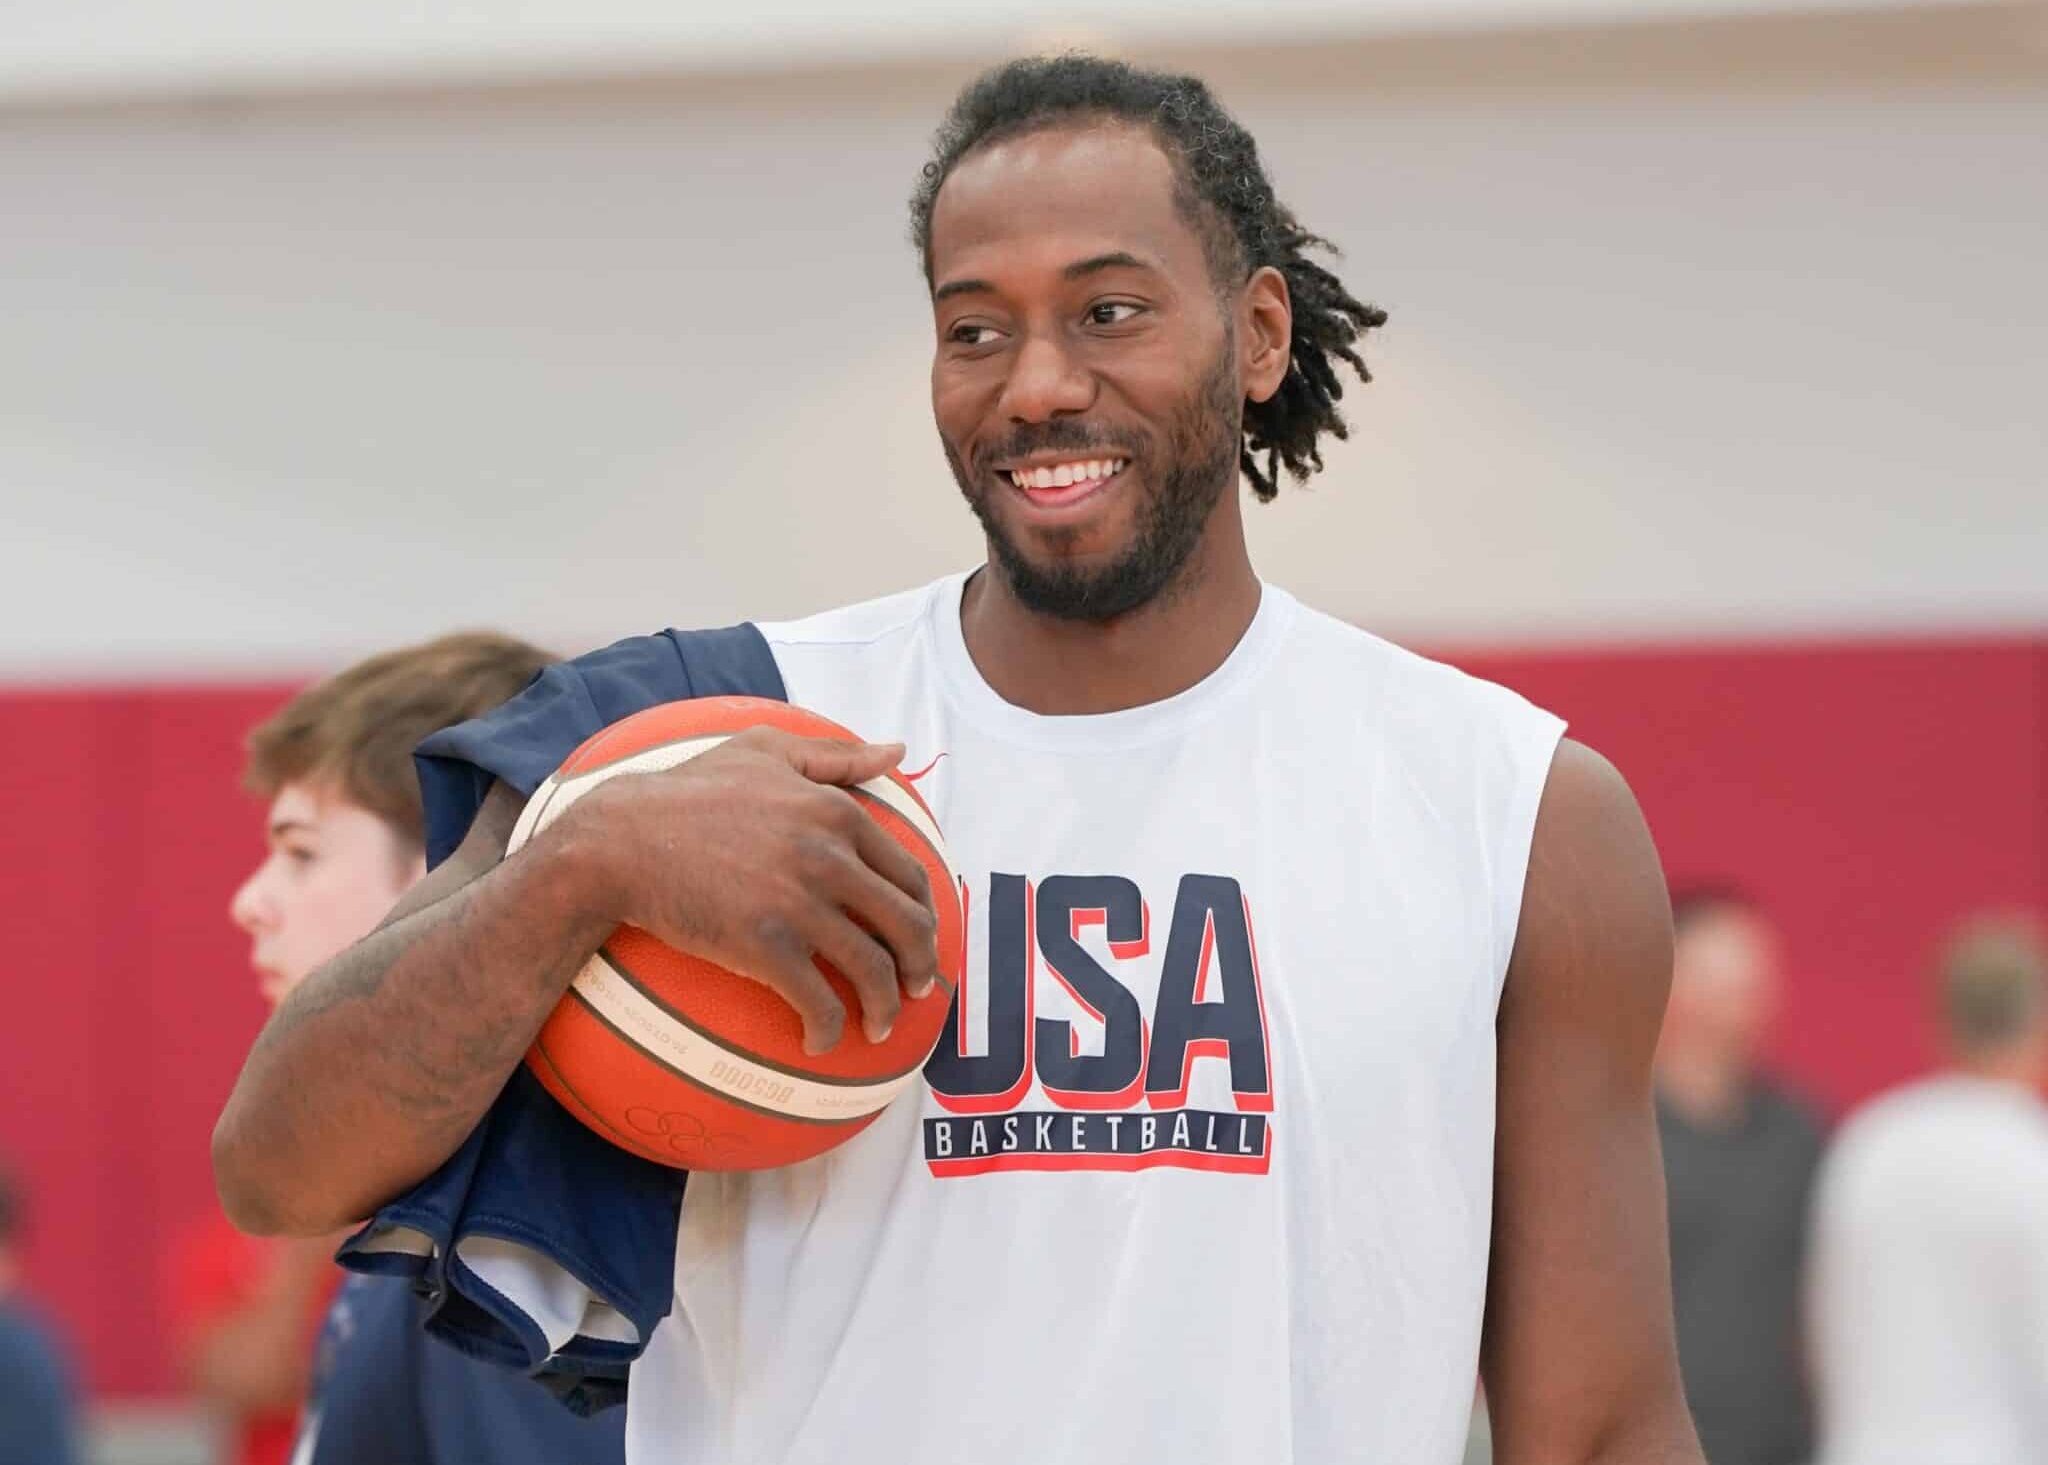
[0,0,1998,103]
[1,27,2044,676]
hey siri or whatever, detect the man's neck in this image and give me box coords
[961,522,1263,717]
[1655,1048,1756,1131]
[1952,1044,2047,1099]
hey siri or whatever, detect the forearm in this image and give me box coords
[213,822,617,1235]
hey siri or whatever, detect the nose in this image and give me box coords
[229,866,270,935]
[998,330,1095,425]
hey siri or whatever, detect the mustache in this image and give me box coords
[972,422,1145,473]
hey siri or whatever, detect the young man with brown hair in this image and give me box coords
[172,631,624,1465]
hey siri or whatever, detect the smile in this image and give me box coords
[1002,456,1129,512]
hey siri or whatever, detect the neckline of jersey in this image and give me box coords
[926,567,1296,752]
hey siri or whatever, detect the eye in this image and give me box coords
[947,322,1001,347]
[1085,301,1146,327]
[282,844,317,869]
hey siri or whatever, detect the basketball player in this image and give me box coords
[216,57,1704,1464]
[221,632,625,1464]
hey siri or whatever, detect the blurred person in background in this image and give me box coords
[0,1160,82,1465]
[164,1216,332,1465]
[1808,914,2048,1465]
[1654,885,1824,1465]
[162,640,495,1465]
[206,629,625,1465]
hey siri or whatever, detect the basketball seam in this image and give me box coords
[594,947,938,1087]
[530,720,951,890]
[552,730,743,787]
[518,772,568,854]
[553,732,948,873]
[567,987,860,1128]
[847,784,947,879]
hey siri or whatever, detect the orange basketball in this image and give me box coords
[505,696,962,1171]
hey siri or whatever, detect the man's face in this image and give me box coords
[1664,906,1782,1064]
[927,122,1247,622]
[229,782,423,1006]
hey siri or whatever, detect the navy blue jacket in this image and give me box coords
[336,624,786,1414]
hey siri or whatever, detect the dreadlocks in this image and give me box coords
[911,54,1387,502]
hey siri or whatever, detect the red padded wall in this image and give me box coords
[1,684,297,1398]
[0,637,2040,1397]
[1451,638,2046,1113]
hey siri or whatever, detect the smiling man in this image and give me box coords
[216,56,1702,1465]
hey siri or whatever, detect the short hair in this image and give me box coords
[1668,881,1759,941]
[244,631,552,848]
[1937,913,2046,1052]
[910,54,1387,503]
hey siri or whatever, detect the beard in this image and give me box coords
[943,337,1243,624]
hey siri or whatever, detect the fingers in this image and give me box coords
[750,913,847,1055]
[802,911,903,1046]
[676,726,940,1052]
[775,733,905,788]
[817,841,941,1001]
[845,801,933,901]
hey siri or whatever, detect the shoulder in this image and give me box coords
[755,578,947,657]
[1829,1079,2048,1185]
[413,613,797,850]
[1274,596,1567,809]
[1502,741,1672,1051]
[1817,1082,1929,1188]
[1752,1077,1829,1149]
[1524,741,1662,905]
[752,577,957,728]
[1279,597,1559,729]
[1275,598,1574,975]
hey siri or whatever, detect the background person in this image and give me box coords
[0,1159,83,1465]
[216,630,626,1465]
[1808,913,2048,1465]
[166,635,555,1465]
[1654,885,1825,1465]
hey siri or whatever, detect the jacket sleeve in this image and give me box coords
[335,622,786,1413]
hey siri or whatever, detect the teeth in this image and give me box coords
[1008,458,1127,492]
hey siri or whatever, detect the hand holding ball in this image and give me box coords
[509,697,962,1170]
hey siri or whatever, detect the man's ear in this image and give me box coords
[1239,266,1293,405]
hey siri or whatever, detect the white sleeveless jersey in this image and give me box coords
[626,571,1565,1465]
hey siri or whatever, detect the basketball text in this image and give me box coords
[923,872,1275,1176]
